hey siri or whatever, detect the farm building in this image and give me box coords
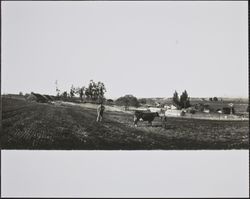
[203,108,210,113]
[44,95,54,101]
[106,99,114,105]
[26,93,36,102]
[155,102,161,107]
[194,103,211,112]
[165,109,185,117]
[49,95,56,101]
[26,92,48,103]
[216,109,223,114]
[164,105,171,109]
[222,107,235,114]
[170,105,177,110]
[185,107,196,114]
[148,107,165,115]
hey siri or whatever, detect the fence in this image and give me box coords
[166,112,249,121]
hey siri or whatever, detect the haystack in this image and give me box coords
[27,92,48,103]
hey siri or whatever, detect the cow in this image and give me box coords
[134,110,159,127]
[148,107,166,121]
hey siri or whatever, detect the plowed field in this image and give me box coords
[1,97,248,150]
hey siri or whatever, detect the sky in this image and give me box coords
[1,1,248,99]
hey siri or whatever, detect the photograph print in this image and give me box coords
[1,1,248,150]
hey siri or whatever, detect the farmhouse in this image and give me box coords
[170,105,177,110]
[165,109,184,117]
[106,99,114,106]
[148,107,162,113]
[203,108,210,113]
[164,105,171,109]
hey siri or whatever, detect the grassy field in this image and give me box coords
[1,97,249,150]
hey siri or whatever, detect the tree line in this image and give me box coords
[172,90,191,109]
[56,80,106,102]
[54,80,229,113]
[114,90,192,110]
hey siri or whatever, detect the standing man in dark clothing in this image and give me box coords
[96,102,105,122]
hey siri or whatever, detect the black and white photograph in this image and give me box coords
[1,1,248,150]
[1,1,249,198]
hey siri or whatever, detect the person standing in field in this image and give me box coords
[96,102,105,122]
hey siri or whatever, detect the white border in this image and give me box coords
[1,150,249,198]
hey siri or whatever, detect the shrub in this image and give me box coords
[115,95,139,108]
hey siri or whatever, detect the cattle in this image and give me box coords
[134,110,159,127]
[148,107,166,121]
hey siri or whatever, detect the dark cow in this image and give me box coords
[134,110,159,127]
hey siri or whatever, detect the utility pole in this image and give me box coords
[55,80,60,96]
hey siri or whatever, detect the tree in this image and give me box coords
[97,81,106,101]
[91,81,98,100]
[138,98,147,105]
[55,80,60,96]
[85,87,90,100]
[172,90,180,108]
[85,80,96,100]
[70,85,76,98]
[19,92,23,96]
[85,80,106,102]
[209,98,213,101]
[213,97,218,101]
[75,86,85,101]
[179,90,191,109]
[89,80,94,99]
[78,87,85,101]
[115,95,139,109]
[61,91,68,99]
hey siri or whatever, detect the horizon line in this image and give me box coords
[2,92,249,100]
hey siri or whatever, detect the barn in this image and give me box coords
[222,107,235,114]
[26,92,48,103]
[44,95,53,101]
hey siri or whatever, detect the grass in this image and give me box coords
[1,97,249,150]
